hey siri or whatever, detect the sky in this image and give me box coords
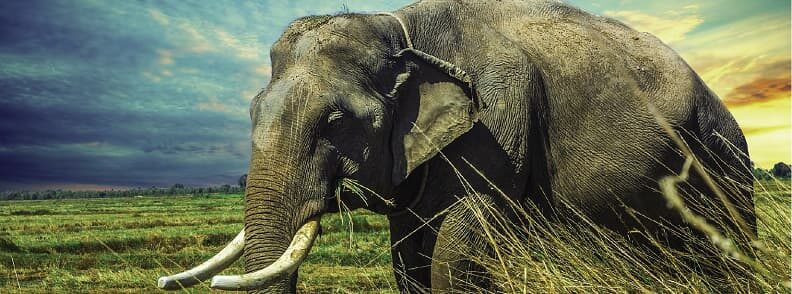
[0,0,788,191]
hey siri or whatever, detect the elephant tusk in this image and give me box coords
[210,217,320,291]
[157,229,245,290]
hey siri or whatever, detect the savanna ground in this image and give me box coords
[0,179,789,293]
[0,194,396,293]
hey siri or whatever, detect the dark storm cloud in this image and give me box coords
[0,0,413,190]
[0,0,254,189]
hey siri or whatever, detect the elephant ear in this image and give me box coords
[390,48,482,185]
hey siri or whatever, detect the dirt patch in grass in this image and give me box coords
[0,232,20,252]
[202,233,235,246]
[13,217,241,234]
[10,209,53,216]
[24,233,235,254]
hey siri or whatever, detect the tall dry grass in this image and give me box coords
[439,164,789,293]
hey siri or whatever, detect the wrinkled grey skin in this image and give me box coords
[243,1,754,292]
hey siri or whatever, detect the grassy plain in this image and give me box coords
[0,194,397,293]
[0,180,788,293]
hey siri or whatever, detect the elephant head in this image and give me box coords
[158,13,480,292]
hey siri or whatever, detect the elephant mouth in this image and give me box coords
[157,216,321,291]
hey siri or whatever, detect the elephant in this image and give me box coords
[158,0,755,292]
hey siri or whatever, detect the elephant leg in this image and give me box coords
[431,194,504,293]
[388,212,442,292]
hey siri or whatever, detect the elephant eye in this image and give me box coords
[322,107,370,164]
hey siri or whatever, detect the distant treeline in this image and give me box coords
[2,164,788,201]
[0,184,244,201]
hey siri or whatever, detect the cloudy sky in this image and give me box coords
[0,0,788,190]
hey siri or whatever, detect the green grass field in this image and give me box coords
[0,194,397,293]
[0,180,788,293]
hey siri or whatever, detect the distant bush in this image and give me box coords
[753,162,790,180]
[753,167,774,180]
[239,174,247,188]
[772,162,791,178]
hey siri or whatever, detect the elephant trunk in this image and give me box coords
[156,155,321,292]
[237,154,317,293]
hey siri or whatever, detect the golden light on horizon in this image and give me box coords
[608,7,791,168]
[727,94,791,168]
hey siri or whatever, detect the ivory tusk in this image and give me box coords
[210,217,320,291]
[157,229,245,290]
